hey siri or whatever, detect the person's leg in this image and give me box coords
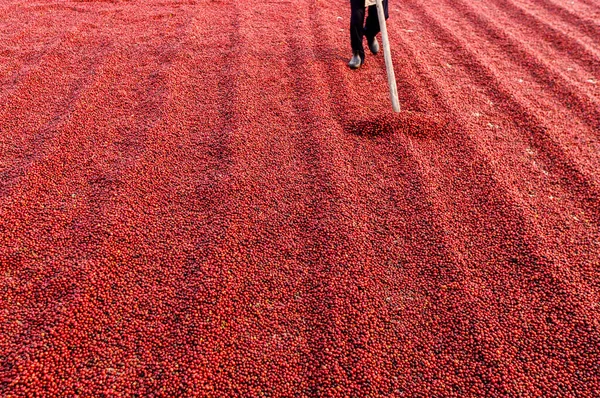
[350,0,366,61]
[365,0,389,40]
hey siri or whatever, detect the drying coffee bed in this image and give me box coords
[1,0,599,395]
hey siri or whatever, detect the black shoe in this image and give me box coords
[348,52,363,69]
[367,36,380,55]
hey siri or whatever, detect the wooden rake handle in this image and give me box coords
[375,0,400,112]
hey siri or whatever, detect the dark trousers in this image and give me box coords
[350,0,389,59]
